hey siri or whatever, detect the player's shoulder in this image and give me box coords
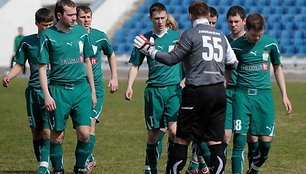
[73,24,87,32]
[23,34,37,41]
[143,31,154,38]
[91,28,107,37]
[261,34,278,44]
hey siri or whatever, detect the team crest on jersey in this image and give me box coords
[79,41,84,54]
[91,57,97,65]
[262,62,268,71]
[262,51,269,61]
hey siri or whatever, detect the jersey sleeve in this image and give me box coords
[100,32,114,57]
[269,38,281,65]
[14,38,27,65]
[83,33,95,59]
[38,32,50,65]
[129,47,145,66]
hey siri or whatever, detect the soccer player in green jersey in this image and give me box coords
[231,13,292,174]
[2,8,54,174]
[38,0,96,173]
[125,3,182,174]
[76,5,119,172]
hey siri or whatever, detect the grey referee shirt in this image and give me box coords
[151,18,237,86]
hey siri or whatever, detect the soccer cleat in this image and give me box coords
[53,169,64,174]
[86,160,96,174]
[199,167,210,174]
[185,169,199,174]
[37,166,50,174]
[73,166,89,174]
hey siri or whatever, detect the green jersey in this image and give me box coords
[88,28,113,83]
[39,25,94,84]
[226,35,238,86]
[129,29,182,86]
[15,34,49,88]
[231,34,281,89]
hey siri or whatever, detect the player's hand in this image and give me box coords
[283,96,292,115]
[108,78,119,93]
[2,77,10,87]
[125,88,133,101]
[44,96,56,112]
[134,34,155,55]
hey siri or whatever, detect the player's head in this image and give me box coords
[17,26,23,35]
[166,14,178,31]
[35,8,54,34]
[227,6,246,35]
[209,6,218,28]
[54,0,76,27]
[76,5,92,31]
[188,1,209,23]
[245,13,265,43]
[149,3,168,33]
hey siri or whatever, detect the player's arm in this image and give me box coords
[125,64,139,101]
[39,64,56,112]
[224,37,238,87]
[273,64,292,114]
[2,64,23,87]
[107,52,119,93]
[85,58,97,108]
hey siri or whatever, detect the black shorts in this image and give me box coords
[176,83,226,142]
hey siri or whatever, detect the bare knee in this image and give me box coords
[51,131,64,144]
[76,126,90,142]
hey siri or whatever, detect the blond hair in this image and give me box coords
[166,14,178,31]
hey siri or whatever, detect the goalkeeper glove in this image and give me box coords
[134,34,156,56]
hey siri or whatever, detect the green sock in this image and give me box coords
[50,143,63,172]
[187,143,199,171]
[33,139,43,162]
[39,139,50,167]
[198,142,211,167]
[247,140,259,168]
[157,130,165,156]
[146,143,159,174]
[232,134,247,174]
[75,140,90,168]
[88,134,96,162]
[251,140,271,169]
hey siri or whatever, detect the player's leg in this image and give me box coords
[186,142,199,173]
[197,141,210,172]
[25,87,44,163]
[144,87,165,174]
[231,89,251,174]
[72,82,92,173]
[223,87,235,158]
[247,133,258,169]
[47,84,71,173]
[87,83,104,172]
[247,91,274,174]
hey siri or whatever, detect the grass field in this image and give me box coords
[0,79,305,174]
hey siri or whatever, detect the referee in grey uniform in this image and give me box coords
[134,2,238,174]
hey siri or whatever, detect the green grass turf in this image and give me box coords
[0,79,305,173]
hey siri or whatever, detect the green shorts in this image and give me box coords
[144,84,182,130]
[48,80,92,131]
[25,86,49,129]
[233,88,275,136]
[225,86,235,130]
[92,81,105,123]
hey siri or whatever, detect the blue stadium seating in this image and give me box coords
[111,0,306,57]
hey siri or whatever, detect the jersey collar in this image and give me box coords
[193,18,209,28]
[153,28,168,38]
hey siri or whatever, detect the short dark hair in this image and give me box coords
[54,0,75,21]
[226,5,246,20]
[246,13,265,31]
[149,3,167,17]
[35,8,54,23]
[188,1,209,19]
[76,5,92,17]
[209,6,218,18]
